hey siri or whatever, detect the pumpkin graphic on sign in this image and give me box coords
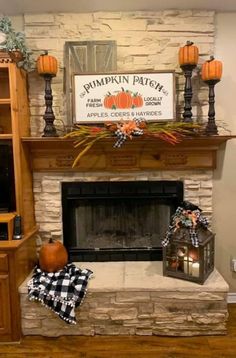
[103,88,144,110]
[115,88,133,109]
[103,93,117,109]
[132,92,143,108]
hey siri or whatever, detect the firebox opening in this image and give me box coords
[62,181,183,262]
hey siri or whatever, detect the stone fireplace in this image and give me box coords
[12,7,233,338]
[17,134,231,336]
[18,9,231,336]
[18,138,230,337]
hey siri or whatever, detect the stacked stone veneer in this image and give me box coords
[24,10,215,237]
[33,170,213,240]
[20,268,228,336]
[23,10,215,136]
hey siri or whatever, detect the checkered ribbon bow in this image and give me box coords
[114,118,144,148]
[28,263,93,324]
[162,207,209,248]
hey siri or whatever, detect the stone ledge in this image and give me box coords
[19,262,228,293]
[19,263,229,337]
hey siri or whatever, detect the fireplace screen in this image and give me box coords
[75,200,170,249]
[62,181,183,262]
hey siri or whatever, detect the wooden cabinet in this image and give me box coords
[0,62,37,341]
[0,62,35,234]
[0,275,11,337]
[0,233,37,342]
[0,253,11,337]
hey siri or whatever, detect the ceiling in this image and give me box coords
[1,0,236,16]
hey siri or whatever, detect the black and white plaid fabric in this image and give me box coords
[189,228,199,247]
[114,129,127,148]
[162,206,209,248]
[27,263,93,324]
[194,210,209,227]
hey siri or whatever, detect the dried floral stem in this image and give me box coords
[64,121,202,168]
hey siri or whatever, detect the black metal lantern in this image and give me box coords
[163,227,215,284]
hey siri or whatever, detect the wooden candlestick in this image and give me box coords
[201,56,222,136]
[179,41,199,123]
[180,64,196,123]
[42,74,58,137]
[204,79,219,135]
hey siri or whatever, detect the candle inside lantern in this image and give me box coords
[191,262,200,277]
[179,41,199,66]
[201,56,223,81]
[184,256,193,274]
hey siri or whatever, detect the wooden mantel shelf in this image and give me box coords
[22,135,235,172]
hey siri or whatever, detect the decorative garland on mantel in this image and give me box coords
[64,119,202,168]
[64,119,202,167]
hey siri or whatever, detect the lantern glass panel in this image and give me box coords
[203,240,214,275]
[163,230,215,284]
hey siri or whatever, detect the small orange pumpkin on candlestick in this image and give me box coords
[179,41,199,66]
[201,56,222,81]
[36,51,58,137]
[178,41,199,123]
[37,50,58,76]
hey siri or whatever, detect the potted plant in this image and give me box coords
[0,16,33,71]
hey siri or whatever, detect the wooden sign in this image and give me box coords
[73,71,175,123]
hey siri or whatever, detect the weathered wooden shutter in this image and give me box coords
[64,41,117,123]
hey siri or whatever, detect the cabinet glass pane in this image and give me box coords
[0,68,10,99]
[0,105,11,134]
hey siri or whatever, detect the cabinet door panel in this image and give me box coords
[0,274,11,335]
[0,253,8,271]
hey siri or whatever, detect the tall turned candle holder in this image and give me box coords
[180,64,196,123]
[204,79,219,135]
[36,51,58,137]
[179,41,199,123]
[201,56,223,136]
[41,74,58,137]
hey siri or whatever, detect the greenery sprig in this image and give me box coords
[0,16,33,71]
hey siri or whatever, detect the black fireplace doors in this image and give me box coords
[62,181,183,262]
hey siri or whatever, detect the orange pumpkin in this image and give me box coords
[132,93,143,108]
[37,51,58,76]
[115,89,133,109]
[39,238,68,273]
[179,41,199,66]
[201,56,223,81]
[103,93,117,109]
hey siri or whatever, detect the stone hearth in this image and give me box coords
[19,262,229,336]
